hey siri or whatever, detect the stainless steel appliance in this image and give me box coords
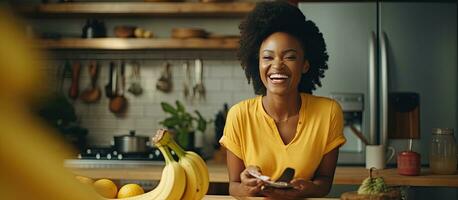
[113,130,150,154]
[299,1,457,165]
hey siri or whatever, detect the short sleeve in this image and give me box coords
[323,100,346,154]
[219,106,243,160]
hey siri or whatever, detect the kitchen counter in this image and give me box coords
[203,195,338,200]
[68,161,458,187]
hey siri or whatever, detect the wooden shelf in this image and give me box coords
[14,2,255,17]
[38,38,239,50]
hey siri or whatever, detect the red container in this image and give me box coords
[397,151,421,176]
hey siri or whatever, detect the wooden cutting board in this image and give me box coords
[341,189,401,200]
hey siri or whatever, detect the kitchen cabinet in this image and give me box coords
[13,2,254,50]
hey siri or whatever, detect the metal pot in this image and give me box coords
[113,130,149,154]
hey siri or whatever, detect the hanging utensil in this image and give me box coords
[109,63,119,113]
[81,60,101,103]
[109,61,127,114]
[105,61,115,98]
[156,61,172,93]
[183,61,191,101]
[56,60,72,94]
[193,58,205,101]
[68,61,81,100]
[128,61,143,96]
[118,62,128,111]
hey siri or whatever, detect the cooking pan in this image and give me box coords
[113,130,149,154]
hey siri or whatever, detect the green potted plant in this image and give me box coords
[159,100,210,150]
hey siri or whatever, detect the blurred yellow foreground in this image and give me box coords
[0,7,100,200]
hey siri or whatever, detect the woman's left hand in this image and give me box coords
[260,178,312,200]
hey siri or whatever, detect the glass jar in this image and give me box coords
[429,128,457,174]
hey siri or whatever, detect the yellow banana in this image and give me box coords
[172,147,203,200]
[153,146,186,200]
[160,130,210,200]
[185,151,210,199]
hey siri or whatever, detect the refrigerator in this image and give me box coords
[299,1,457,165]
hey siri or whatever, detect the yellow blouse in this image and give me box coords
[219,93,346,180]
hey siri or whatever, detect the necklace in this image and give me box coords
[274,113,298,123]
[263,94,302,123]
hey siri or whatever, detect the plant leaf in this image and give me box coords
[160,118,180,128]
[176,100,185,113]
[161,102,177,115]
[195,110,207,133]
[195,110,204,120]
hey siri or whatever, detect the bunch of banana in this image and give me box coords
[103,140,186,200]
[96,129,209,200]
[357,168,388,195]
[156,129,210,200]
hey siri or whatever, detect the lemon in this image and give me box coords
[75,175,94,185]
[117,183,145,198]
[93,179,118,198]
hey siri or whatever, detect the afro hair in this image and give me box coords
[237,0,329,95]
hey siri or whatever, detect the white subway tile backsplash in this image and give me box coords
[232,92,257,105]
[88,103,114,117]
[134,119,157,130]
[208,64,233,78]
[143,105,165,118]
[204,78,222,92]
[168,63,186,78]
[82,119,118,129]
[222,78,253,92]
[46,50,260,146]
[232,70,248,79]
[116,118,136,129]
[154,92,183,104]
[131,93,155,105]
[204,91,233,105]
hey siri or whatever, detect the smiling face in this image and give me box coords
[259,32,309,96]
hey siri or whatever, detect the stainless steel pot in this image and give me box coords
[113,130,149,153]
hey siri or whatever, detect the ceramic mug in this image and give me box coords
[365,145,396,169]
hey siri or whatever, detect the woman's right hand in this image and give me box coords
[240,165,264,196]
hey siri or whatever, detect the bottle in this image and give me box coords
[82,19,93,38]
[429,128,457,174]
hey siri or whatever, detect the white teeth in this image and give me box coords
[269,74,289,79]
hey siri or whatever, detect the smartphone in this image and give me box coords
[263,180,294,189]
[248,170,294,189]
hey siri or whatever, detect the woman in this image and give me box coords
[219,1,346,199]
